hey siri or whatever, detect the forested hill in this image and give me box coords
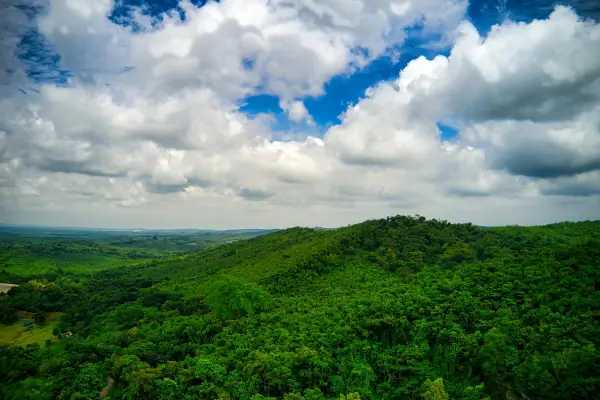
[1,216,599,400]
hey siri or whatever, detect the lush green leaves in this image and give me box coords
[1,216,599,399]
[206,276,272,319]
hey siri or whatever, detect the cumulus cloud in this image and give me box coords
[437,6,600,122]
[327,6,600,179]
[35,0,467,99]
[462,110,600,178]
[0,1,598,228]
[381,6,600,126]
[279,100,313,124]
[325,82,441,167]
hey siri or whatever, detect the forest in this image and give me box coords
[0,216,599,400]
[0,226,272,282]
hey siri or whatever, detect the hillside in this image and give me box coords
[1,216,599,400]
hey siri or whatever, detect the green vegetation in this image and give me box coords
[0,321,55,347]
[0,226,273,280]
[0,216,599,399]
[0,312,63,347]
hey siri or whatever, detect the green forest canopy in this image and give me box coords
[0,215,599,399]
[0,228,272,281]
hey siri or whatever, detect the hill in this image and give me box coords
[1,216,599,399]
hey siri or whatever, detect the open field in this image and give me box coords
[0,321,56,347]
[0,313,62,347]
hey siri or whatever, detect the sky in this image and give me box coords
[0,0,599,229]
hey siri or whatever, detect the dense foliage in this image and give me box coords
[0,227,271,281]
[1,216,599,400]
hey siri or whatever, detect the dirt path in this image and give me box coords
[100,377,114,399]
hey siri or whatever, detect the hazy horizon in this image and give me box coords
[1,215,597,233]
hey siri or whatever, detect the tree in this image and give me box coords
[336,393,361,400]
[422,378,449,400]
[206,276,271,319]
[156,378,180,400]
[73,363,106,399]
[0,294,16,324]
[33,311,46,325]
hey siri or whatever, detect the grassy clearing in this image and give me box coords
[0,312,63,347]
[46,312,63,322]
[0,320,57,347]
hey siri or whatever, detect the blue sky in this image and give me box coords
[15,0,598,135]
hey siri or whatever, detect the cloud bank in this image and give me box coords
[0,0,598,228]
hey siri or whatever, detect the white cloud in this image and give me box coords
[36,0,468,99]
[38,0,131,83]
[0,2,599,228]
[325,83,441,167]
[400,6,600,123]
[327,6,600,176]
[279,100,313,124]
